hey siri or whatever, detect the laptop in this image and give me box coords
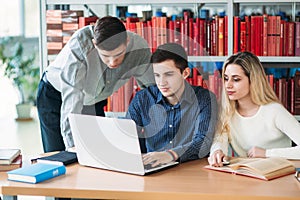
[68,113,179,175]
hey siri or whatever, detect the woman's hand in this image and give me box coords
[247,146,266,158]
[208,149,228,167]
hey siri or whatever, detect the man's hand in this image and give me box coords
[247,146,266,158]
[142,151,175,167]
[208,149,228,167]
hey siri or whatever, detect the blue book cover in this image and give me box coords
[7,163,66,184]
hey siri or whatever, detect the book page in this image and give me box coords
[230,157,294,175]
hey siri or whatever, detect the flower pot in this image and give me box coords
[15,103,32,121]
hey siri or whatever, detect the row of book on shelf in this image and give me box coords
[104,65,300,116]
[44,9,300,114]
[233,15,300,56]
[46,9,300,57]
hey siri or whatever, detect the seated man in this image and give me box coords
[126,43,218,167]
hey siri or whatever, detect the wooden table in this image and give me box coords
[0,159,299,200]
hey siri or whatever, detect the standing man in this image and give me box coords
[126,43,218,167]
[37,16,154,152]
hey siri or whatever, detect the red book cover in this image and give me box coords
[233,16,240,54]
[262,14,268,56]
[218,17,225,56]
[211,17,217,56]
[295,22,300,56]
[142,22,148,42]
[197,75,203,87]
[151,16,158,52]
[224,16,228,55]
[124,78,134,112]
[208,74,215,95]
[286,22,295,56]
[258,15,263,56]
[294,71,300,115]
[199,19,206,56]
[188,18,194,56]
[275,16,281,56]
[268,74,274,90]
[161,17,168,45]
[206,20,211,55]
[279,20,285,56]
[192,67,199,86]
[135,21,143,37]
[193,18,200,56]
[174,19,181,45]
[267,16,275,56]
[240,21,246,52]
[168,20,175,43]
[146,20,153,51]
[245,16,251,52]
[78,16,98,29]
[290,79,295,114]
[183,11,189,54]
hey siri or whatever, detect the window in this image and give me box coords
[0,0,39,37]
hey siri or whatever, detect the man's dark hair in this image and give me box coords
[151,43,188,73]
[94,16,127,51]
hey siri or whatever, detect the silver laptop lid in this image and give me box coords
[69,113,145,175]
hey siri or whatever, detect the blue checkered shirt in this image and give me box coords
[126,82,218,162]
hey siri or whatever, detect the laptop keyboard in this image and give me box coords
[144,163,162,170]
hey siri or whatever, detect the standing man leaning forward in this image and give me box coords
[126,43,218,167]
[37,16,154,152]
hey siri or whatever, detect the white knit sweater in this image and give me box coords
[210,103,300,159]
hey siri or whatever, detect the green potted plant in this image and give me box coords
[0,37,40,120]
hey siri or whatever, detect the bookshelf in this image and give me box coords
[39,0,300,116]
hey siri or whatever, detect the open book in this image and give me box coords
[204,157,296,181]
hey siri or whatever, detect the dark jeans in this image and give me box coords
[36,74,107,153]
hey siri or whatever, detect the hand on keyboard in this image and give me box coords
[142,151,175,167]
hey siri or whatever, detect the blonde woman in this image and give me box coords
[208,51,300,167]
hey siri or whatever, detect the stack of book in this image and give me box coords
[0,148,22,171]
[46,10,84,55]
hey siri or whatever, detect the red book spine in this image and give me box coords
[279,20,285,56]
[189,18,194,56]
[218,17,225,56]
[151,16,157,52]
[197,75,203,87]
[295,22,300,56]
[267,16,274,56]
[192,68,199,86]
[168,20,175,43]
[224,16,228,55]
[245,16,251,52]
[210,18,217,56]
[146,21,153,52]
[206,20,211,55]
[240,21,246,52]
[286,22,295,56]
[290,79,295,114]
[161,17,167,45]
[262,14,268,56]
[174,19,181,45]
[183,11,189,54]
[78,16,98,29]
[233,16,240,54]
[294,71,300,115]
[199,19,206,56]
[275,16,281,56]
[193,18,200,56]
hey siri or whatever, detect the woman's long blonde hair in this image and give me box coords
[217,51,280,135]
